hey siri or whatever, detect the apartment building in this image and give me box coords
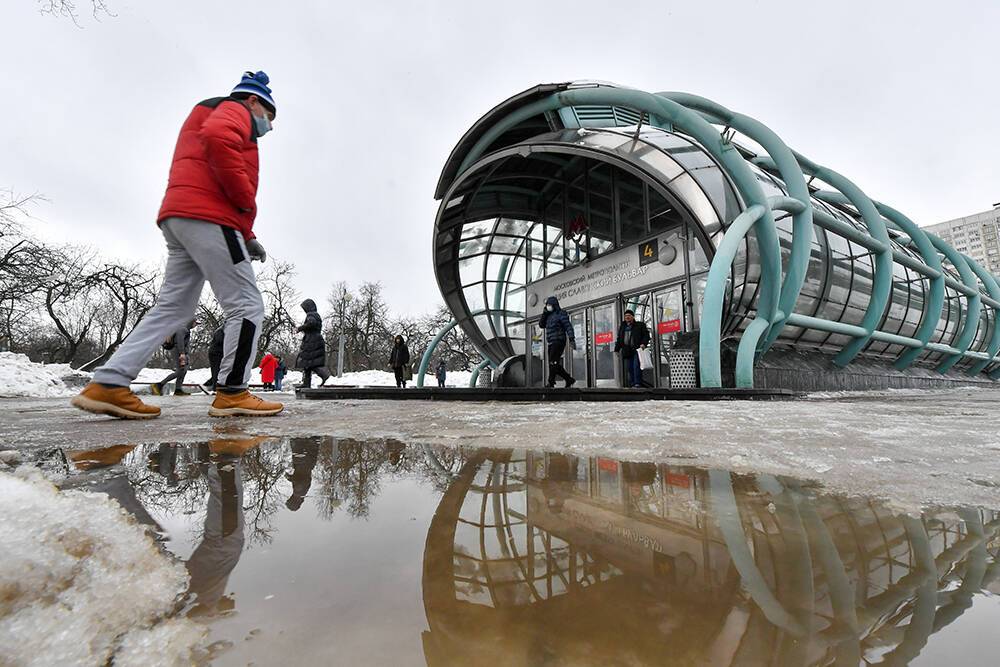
[924,203,1000,273]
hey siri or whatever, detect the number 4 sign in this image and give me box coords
[639,238,659,266]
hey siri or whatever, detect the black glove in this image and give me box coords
[246,239,267,262]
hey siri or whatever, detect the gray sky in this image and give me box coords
[3,0,998,315]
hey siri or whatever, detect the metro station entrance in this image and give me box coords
[537,283,687,389]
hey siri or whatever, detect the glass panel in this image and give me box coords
[591,302,617,387]
[529,323,544,387]
[488,235,524,256]
[691,274,707,330]
[459,255,485,287]
[461,219,496,239]
[649,188,684,236]
[589,164,614,257]
[462,283,486,313]
[655,287,684,388]
[459,237,490,258]
[495,218,531,236]
[688,229,710,273]
[668,172,719,229]
[618,172,647,246]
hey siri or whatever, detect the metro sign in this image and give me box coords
[595,331,614,344]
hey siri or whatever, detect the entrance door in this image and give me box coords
[569,311,589,385]
[654,286,685,388]
[623,292,655,387]
[590,302,618,387]
[529,323,544,387]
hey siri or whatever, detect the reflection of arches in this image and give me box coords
[421,449,1000,665]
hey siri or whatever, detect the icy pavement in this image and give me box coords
[2,387,1000,511]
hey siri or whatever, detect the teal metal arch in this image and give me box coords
[872,202,947,370]
[448,83,1000,387]
[964,256,1000,375]
[416,309,522,388]
[656,92,814,355]
[924,232,983,373]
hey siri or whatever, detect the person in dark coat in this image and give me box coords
[153,320,195,396]
[435,359,447,388]
[538,296,576,388]
[389,335,411,388]
[285,438,319,511]
[296,299,331,388]
[615,309,651,388]
[205,325,226,392]
[274,356,287,392]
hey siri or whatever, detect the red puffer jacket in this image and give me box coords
[157,97,260,240]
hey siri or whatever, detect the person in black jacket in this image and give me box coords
[203,325,226,393]
[614,309,651,388]
[296,299,331,388]
[153,320,195,396]
[538,296,576,388]
[389,335,410,388]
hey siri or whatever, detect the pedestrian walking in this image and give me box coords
[614,309,651,388]
[296,299,332,388]
[153,320,195,396]
[274,356,287,391]
[539,296,576,388]
[259,352,278,391]
[389,335,411,388]
[435,358,447,388]
[71,70,284,418]
[204,325,226,393]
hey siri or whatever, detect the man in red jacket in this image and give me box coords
[72,71,283,419]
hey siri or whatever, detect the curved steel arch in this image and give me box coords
[436,82,1000,388]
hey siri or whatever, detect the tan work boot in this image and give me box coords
[71,383,161,420]
[208,390,284,417]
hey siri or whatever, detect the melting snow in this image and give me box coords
[0,469,205,666]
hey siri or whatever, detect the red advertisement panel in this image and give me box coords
[598,458,619,473]
[658,319,682,335]
[595,331,614,344]
[666,472,691,488]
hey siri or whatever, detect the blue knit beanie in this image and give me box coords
[231,70,276,117]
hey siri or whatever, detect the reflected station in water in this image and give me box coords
[62,438,1000,666]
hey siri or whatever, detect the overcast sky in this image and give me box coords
[4,1,999,315]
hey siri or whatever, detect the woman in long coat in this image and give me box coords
[388,335,411,388]
[296,299,332,388]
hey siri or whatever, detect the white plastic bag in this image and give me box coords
[637,347,653,370]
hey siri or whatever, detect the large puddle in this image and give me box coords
[55,436,1000,666]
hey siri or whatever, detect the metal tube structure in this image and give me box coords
[432,81,1000,389]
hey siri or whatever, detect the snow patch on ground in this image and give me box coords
[0,352,90,399]
[0,354,479,399]
[0,469,205,666]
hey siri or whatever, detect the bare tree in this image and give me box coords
[256,260,299,357]
[0,191,48,351]
[38,245,103,364]
[37,0,114,25]
[78,263,158,370]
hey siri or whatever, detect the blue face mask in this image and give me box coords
[254,113,272,137]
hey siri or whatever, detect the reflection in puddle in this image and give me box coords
[62,439,1000,666]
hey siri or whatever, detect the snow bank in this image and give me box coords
[0,352,482,399]
[0,352,90,399]
[0,470,205,666]
[136,366,477,389]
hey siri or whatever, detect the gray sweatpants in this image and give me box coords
[94,217,264,390]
